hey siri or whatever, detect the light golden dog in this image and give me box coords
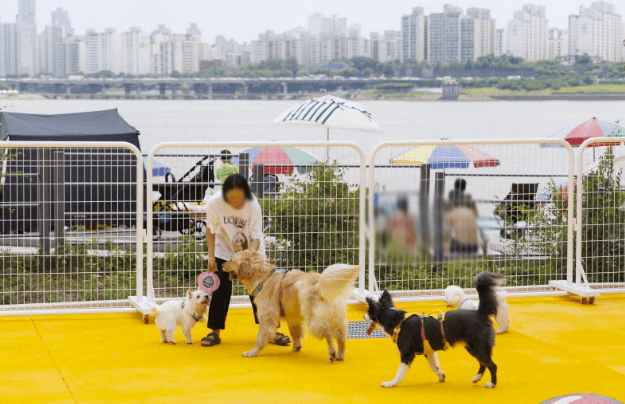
[223,250,360,361]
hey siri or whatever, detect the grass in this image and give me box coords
[462,84,625,96]
[553,84,625,93]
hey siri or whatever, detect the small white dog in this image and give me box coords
[444,285,510,334]
[153,290,210,344]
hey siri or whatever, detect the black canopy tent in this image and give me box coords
[0,109,142,235]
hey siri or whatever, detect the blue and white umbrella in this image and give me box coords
[273,95,382,137]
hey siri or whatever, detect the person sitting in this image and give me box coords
[444,179,480,255]
[444,204,479,255]
[385,196,419,254]
[447,178,476,212]
[216,149,240,183]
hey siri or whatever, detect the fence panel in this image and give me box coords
[0,142,143,315]
[137,141,366,314]
[367,139,575,299]
[575,138,625,294]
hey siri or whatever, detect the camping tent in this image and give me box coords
[0,109,142,234]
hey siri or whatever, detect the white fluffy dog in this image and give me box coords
[153,290,210,344]
[444,285,510,334]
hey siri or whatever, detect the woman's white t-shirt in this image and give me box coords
[205,192,265,261]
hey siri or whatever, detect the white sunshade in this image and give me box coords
[273,95,382,133]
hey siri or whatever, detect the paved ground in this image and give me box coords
[1,294,623,404]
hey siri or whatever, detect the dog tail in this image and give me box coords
[473,272,506,317]
[317,264,361,302]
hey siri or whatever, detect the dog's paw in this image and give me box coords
[381,381,397,388]
[243,350,258,357]
[438,372,446,382]
[292,344,302,352]
[169,341,176,345]
[471,374,483,383]
[485,382,496,388]
[186,341,193,344]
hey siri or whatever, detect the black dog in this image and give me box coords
[364,272,505,388]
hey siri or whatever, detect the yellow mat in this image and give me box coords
[1,294,624,404]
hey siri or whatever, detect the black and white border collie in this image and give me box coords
[364,272,505,388]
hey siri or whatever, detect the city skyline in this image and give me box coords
[2,0,623,43]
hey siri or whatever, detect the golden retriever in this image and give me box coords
[223,250,360,361]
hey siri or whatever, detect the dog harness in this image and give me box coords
[393,313,447,354]
[180,301,202,323]
[252,267,289,297]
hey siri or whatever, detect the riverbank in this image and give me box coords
[0,93,46,100]
[3,89,625,102]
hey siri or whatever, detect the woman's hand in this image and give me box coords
[208,256,217,272]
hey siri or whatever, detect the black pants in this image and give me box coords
[207,258,259,330]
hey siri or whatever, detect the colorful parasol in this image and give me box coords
[236,146,321,175]
[390,145,499,169]
[542,117,625,147]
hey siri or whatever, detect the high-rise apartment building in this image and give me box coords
[370,30,401,62]
[347,24,363,60]
[428,4,463,63]
[51,7,73,37]
[0,22,19,77]
[121,27,151,76]
[568,1,622,62]
[17,0,38,76]
[466,8,496,59]
[495,28,507,56]
[401,7,427,63]
[38,25,63,75]
[548,28,568,59]
[507,4,549,61]
[84,28,121,75]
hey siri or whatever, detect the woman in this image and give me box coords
[201,173,291,347]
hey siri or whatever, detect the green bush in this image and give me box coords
[259,162,359,272]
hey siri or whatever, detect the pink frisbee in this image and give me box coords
[198,272,220,293]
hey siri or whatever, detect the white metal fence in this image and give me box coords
[367,139,576,300]
[563,138,625,296]
[3,138,624,317]
[0,142,143,315]
[130,141,367,317]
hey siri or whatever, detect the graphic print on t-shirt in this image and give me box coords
[232,231,248,252]
[223,215,249,252]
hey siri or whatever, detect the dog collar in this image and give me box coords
[252,268,289,297]
[181,301,202,323]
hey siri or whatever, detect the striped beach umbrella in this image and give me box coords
[235,146,321,175]
[273,95,382,138]
[391,145,499,169]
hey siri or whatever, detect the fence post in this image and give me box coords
[419,164,431,254]
[433,172,445,262]
[239,152,249,181]
[37,149,52,255]
[53,151,65,249]
[252,163,265,198]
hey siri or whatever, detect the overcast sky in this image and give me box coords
[1,0,621,43]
